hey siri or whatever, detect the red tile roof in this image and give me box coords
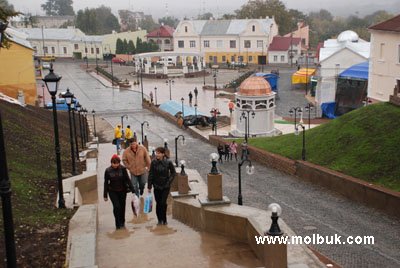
[369,14,400,32]
[268,36,301,51]
[146,25,175,38]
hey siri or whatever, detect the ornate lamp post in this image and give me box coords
[82,108,89,142]
[238,158,254,205]
[41,84,46,107]
[295,123,306,161]
[194,103,198,117]
[166,79,174,100]
[70,102,80,160]
[304,104,313,130]
[289,107,303,131]
[240,110,255,143]
[266,203,283,236]
[75,103,84,149]
[174,135,185,167]
[91,109,96,137]
[140,120,149,144]
[140,64,144,103]
[181,97,185,117]
[42,66,65,208]
[210,153,219,174]
[212,68,218,98]
[62,89,77,175]
[0,19,17,267]
[120,114,128,129]
[210,108,221,135]
[154,86,158,106]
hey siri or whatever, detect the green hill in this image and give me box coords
[0,100,78,266]
[250,102,400,192]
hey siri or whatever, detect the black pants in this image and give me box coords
[108,191,127,228]
[154,187,170,223]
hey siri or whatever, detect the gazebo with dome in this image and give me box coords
[230,76,277,137]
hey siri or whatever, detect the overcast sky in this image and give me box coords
[10,0,400,19]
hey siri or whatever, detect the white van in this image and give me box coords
[157,57,175,66]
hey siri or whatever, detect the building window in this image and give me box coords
[231,55,235,62]
[281,55,285,62]
[252,25,255,32]
[248,56,253,62]
[33,46,37,52]
[74,44,79,49]
[190,40,196,48]
[230,40,236,48]
[164,39,170,44]
[244,40,251,48]
[178,40,184,48]
[204,40,210,48]
[63,47,67,54]
[209,55,213,61]
[51,47,55,54]
[217,40,223,48]
[257,40,263,48]
[238,56,243,62]
[96,47,99,54]
[91,47,94,54]
[44,46,48,54]
[85,47,88,53]
[273,55,277,62]
[255,100,267,109]
[222,56,226,62]
[185,26,188,33]
[379,43,385,60]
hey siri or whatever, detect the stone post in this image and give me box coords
[177,172,189,194]
[207,173,223,201]
[263,240,287,268]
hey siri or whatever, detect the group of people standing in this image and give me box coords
[114,124,137,155]
[217,141,238,163]
[104,129,176,229]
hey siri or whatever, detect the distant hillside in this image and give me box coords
[250,103,400,192]
[0,100,76,266]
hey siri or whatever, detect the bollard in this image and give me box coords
[207,173,222,201]
[177,173,189,194]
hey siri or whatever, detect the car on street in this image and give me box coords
[112,57,126,64]
[44,98,79,111]
[231,61,247,67]
[42,61,52,69]
[183,115,211,127]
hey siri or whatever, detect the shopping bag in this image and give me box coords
[143,193,153,214]
[131,194,140,217]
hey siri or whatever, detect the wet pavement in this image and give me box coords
[96,143,262,268]
[55,61,400,268]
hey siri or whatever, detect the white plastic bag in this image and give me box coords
[131,194,140,217]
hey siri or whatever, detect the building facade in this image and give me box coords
[0,28,36,105]
[268,36,301,64]
[368,15,400,102]
[146,24,174,51]
[173,18,278,65]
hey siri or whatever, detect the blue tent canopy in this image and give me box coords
[159,100,206,117]
[339,61,369,80]
[254,72,279,92]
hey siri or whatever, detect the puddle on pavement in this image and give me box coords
[147,225,178,235]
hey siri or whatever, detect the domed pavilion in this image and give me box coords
[230,76,277,137]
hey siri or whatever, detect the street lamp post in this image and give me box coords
[305,49,309,95]
[166,79,174,100]
[42,67,65,208]
[210,108,221,135]
[140,64,144,103]
[174,135,185,167]
[304,104,313,130]
[154,86,158,106]
[84,41,88,68]
[203,68,206,86]
[181,97,185,117]
[82,108,89,142]
[240,110,255,143]
[295,123,306,160]
[289,107,303,131]
[91,110,96,137]
[75,103,84,149]
[41,84,46,107]
[120,114,128,129]
[212,68,218,98]
[237,158,254,205]
[194,103,197,117]
[140,120,149,144]
[70,102,80,160]
[62,89,77,175]
[95,44,98,74]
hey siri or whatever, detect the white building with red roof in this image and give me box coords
[146,24,175,51]
[268,36,302,65]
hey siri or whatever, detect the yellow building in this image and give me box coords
[102,30,147,54]
[0,28,36,105]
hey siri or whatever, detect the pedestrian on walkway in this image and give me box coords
[194,87,198,102]
[188,91,193,106]
[147,147,176,225]
[229,141,238,161]
[224,144,230,162]
[125,125,133,147]
[122,141,151,197]
[114,124,123,154]
[150,91,154,104]
[217,143,224,163]
[104,154,135,229]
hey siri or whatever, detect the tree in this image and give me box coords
[0,4,19,48]
[197,12,213,20]
[76,6,119,35]
[158,16,179,28]
[138,15,158,32]
[116,38,124,54]
[127,40,135,54]
[221,13,236,20]
[41,0,74,16]
[119,10,138,31]
[0,0,14,11]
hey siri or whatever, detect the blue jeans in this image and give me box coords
[131,173,147,197]
[116,138,122,151]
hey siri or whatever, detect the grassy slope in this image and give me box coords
[0,100,76,265]
[250,103,400,191]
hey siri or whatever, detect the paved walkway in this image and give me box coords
[96,143,263,267]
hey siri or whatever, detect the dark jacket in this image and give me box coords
[148,158,176,190]
[104,165,134,198]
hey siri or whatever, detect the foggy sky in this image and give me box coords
[10,0,400,19]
